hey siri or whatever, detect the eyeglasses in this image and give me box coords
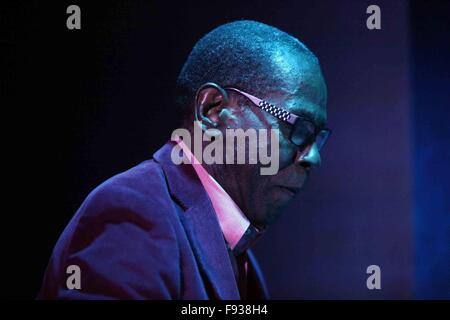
[225,87,331,157]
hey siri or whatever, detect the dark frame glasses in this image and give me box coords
[225,87,331,155]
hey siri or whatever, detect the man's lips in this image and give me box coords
[277,185,302,196]
[272,167,309,197]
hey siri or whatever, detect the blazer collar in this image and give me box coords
[153,141,240,299]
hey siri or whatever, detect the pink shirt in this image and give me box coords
[176,139,250,250]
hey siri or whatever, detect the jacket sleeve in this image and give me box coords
[39,181,181,300]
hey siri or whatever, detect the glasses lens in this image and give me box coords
[291,121,331,151]
[290,119,316,148]
[315,129,331,151]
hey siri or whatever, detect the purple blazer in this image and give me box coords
[38,141,269,299]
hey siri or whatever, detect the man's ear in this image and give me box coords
[194,83,229,129]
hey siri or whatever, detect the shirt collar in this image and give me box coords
[176,138,263,254]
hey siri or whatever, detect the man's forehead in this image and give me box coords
[292,101,327,128]
[278,71,328,127]
[268,49,328,125]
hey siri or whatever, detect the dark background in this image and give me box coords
[2,0,449,299]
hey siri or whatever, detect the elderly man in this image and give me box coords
[39,20,329,300]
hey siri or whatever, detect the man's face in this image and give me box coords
[215,52,328,228]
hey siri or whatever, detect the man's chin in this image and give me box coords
[247,184,303,228]
[252,200,294,229]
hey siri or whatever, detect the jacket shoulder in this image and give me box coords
[39,159,182,299]
[84,159,170,213]
[70,159,178,248]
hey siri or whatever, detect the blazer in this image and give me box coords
[38,141,269,299]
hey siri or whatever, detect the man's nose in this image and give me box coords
[297,143,321,169]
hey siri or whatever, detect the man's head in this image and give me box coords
[176,20,328,229]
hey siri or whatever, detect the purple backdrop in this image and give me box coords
[253,0,413,299]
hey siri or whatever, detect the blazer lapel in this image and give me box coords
[246,249,270,299]
[154,141,240,299]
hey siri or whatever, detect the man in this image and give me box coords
[39,20,329,299]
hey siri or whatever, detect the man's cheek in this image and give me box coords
[277,143,297,170]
